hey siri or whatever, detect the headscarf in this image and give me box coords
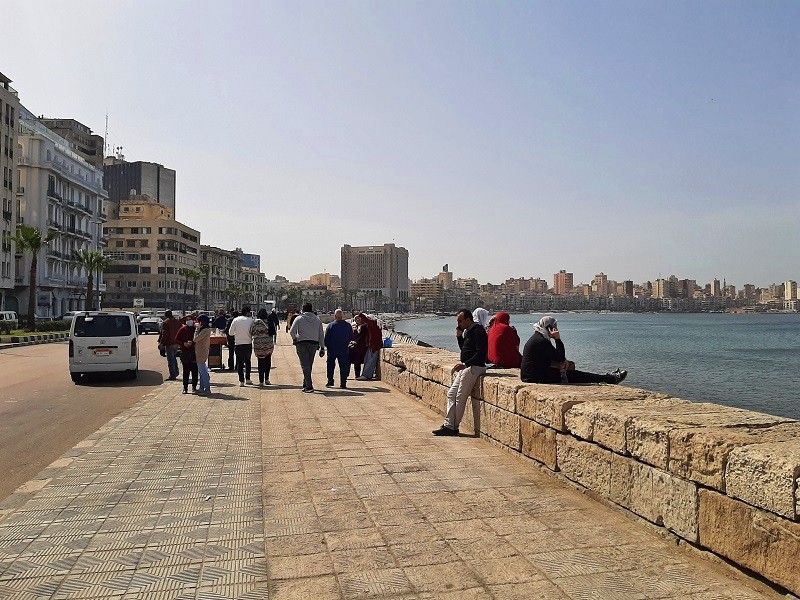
[534,316,557,340]
[472,307,490,330]
[197,314,210,329]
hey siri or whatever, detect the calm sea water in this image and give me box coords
[394,313,800,420]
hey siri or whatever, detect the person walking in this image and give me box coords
[349,314,369,378]
[324,309,352,388]
[212,309,227,332]
[223,310,239,371]
[251,308,275,386]
[267,308,280,340]
[194,314,212,395]
[157,310,182,380]
[433,308,488,436]
[288,303,325,393]
[356,312,383,380]
[228,306,255,387]
[175,316,198,394]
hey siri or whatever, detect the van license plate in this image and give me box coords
[94,349,111,356]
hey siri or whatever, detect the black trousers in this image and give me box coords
[257,354,272,383]
[181,358,198,390]
[565,369,611,384]
[227,338,236,370]
[235,344,253,382]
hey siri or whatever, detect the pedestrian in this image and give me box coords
[288,302,325,393]
[349,314,369,378]
[157,310,182,380]
[324,308,352,388]
[432,308,488,436]
[224,310,239,371]
[227,306,255,387]
[251,308,275,386]
[212,309,227,331]
[267,308,280,340]
[356,312,382,381]
[472,307,491,331]
[175,315,198,394]
[194,314,212,395]
[487,311,522,368]
[520,316,628,385]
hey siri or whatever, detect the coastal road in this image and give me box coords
[0,333,167,500]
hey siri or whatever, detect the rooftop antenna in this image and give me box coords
[104,112,108,157]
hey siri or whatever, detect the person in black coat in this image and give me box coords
[520,316,627,385]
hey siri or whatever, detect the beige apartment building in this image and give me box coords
[409,278,443,311]
[0,73,20,311]
[341,243,409,308]
[553,270,574,295]
[201,245,243,309]
[40,118,104,170]
[103,195,200,309]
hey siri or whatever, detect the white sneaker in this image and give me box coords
[239,382,245,387]
[245,379,253,385]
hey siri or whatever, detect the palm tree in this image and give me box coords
[187,269,202,310]
[73,249,113,311]
[199,263,211,309]
[11,225,60,330]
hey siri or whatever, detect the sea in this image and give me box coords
[394,312,800,421]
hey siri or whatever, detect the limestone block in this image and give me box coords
[381,363,400,386]
[556,435,612,497]
[529,385,650,432]
[516,386,537,421]
[609,453,698,541]
[564,394,685,451]
[699,490,800,595]
[625,403,792,471]
[520,418,557,471]
[397,370,411,396]
[481,404,521,451]
[725,439,800,520]
[668,421,800,491]
[422,379,448,414]
[409,373,424,398]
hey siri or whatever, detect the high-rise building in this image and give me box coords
[553,270,573,295]
[340,243,409,307]
[592,272,609,296]
[409,278,443,311]
[40,118,104,169]
[622,280,634,296]
[201,245,243,309]
[437,264,453,289]
[242,252,260,270]
[103,194,199,309]
[710,279,721,297]
[103,158,176,219]
[15,106,108,317]
[785,280,797,301]
[0,72,20,311]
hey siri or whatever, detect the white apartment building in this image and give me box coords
[785,280,797,301]
[341,243,409,308]
[0,72,20,311]
[14,107,108,317]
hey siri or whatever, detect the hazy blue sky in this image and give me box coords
[6,1,799,287]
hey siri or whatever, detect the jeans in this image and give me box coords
[327,354,351,386]
[443,365,486,430]
[227,337,235,370]
[165,344,180,379]
[197,362,210,392]
[257,354,272,384]
[235,344,252,382]
[181,358,198,391]
[295,342,318,390]
[362,347,380,379]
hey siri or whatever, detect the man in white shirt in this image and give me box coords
[227,306,255,386]
[288,303,325,393]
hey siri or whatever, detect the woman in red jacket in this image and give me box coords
[487,312,522,368]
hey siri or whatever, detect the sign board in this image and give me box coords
[133,297,145,308]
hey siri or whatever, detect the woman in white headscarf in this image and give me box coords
[520,316,627,385]
[472,307,491,331]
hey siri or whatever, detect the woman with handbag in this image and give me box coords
[251,308,275,386]
[520,316,627,385]
[194,314,212,395]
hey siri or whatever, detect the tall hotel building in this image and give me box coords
[0,72,20,311]
[553,270,573,295]
[103,158,176,218]
[341,243,409,306]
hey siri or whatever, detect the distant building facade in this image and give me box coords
[103,158,176,219]
[40,118,104,169]
[553,270,573,295]
[242,252,260,270]
[201,245,243,309]
[0,72,20,311]
[341,243,409,307]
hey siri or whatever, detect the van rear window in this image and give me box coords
[73,316,132,337]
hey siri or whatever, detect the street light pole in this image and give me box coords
[163,256,168,312]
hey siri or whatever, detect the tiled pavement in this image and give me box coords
[0,339,785,599]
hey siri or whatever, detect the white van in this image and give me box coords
[0,311,18,328]
[69,311,139,383]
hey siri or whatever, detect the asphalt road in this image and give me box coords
[0,332,168,500]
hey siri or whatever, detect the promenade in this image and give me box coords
[0,338,784,599]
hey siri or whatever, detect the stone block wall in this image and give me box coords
[380,343,800,595]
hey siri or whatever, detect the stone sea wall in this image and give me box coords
[379,343,800,595]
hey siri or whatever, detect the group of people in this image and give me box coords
[157,310,213,395]
[286,303,385,393]
[432,309,628,436]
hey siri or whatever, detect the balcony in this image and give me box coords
[16,186,24,195]
[47,219,61,230]
[47,189,62,202]
[2,210,11,222]
[66,199,76,207]
[46,249,62,259]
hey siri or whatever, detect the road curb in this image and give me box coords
[0,332,69,350]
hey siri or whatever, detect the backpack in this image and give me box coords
[251,319,275,358]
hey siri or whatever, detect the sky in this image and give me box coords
[5,1,799,287]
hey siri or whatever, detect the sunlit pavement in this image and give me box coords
[0,337,783,599]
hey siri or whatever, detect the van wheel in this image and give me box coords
[71,373,82,384]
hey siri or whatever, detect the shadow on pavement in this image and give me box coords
[76,370,164,387]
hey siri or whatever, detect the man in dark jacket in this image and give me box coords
[157,310,182,380]
[324,309,353,388]
[433,308,488,436]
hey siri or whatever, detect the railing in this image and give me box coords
[66,199,75,207]
[46,219,61,230]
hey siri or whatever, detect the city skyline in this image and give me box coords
[5,1,799,286]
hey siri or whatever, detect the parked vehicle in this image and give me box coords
[69,311,139,383]
[58,311,82,324]
[138,316,162,334]
[0,311,18,328]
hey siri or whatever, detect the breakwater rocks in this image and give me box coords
[379,343,800,595]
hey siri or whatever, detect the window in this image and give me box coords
[115,241,123,248]
[139,240,148,247]
[141,267,151,274]
[73,315,131,337]
[127,281,136,287]
[130,227,139,234]
[140,254,151,260]
[127,240,136,247]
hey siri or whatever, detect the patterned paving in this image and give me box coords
[0,338,787,599]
